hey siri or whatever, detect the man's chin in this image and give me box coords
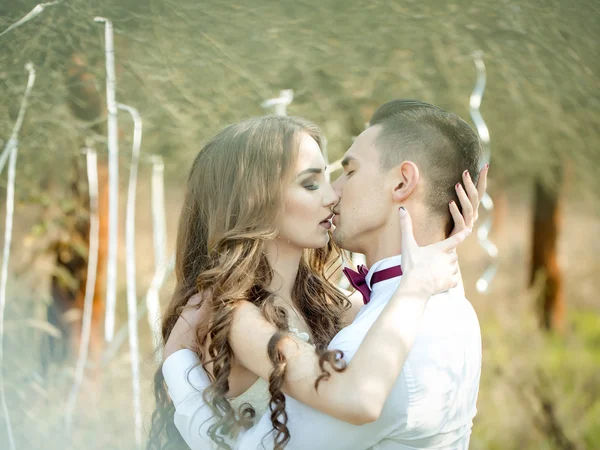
[331,228,346,249]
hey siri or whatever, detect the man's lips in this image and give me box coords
[320,213,334,224]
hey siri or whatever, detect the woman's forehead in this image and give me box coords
[295,134,325,171]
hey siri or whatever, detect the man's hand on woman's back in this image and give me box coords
[163,292,208,360]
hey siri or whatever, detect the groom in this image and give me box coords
[165,99,485,449]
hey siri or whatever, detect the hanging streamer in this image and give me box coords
[146,257,175,363]
[94,17,120,343]
[0,1,61,38]
[0,62,36,450]
[116,103,143,449]
[64,147,99,434]
[147,156,169,362]
[469,51,498,293]
[261,90,294,116]
[150,156,167,274]
[100,255,172,368]
[327,158,343,175]
[0,142,13,176]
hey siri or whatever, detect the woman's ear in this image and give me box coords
[391,161,419,203]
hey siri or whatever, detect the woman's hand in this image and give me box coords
[449,164,489,236]
[398,207,470,297]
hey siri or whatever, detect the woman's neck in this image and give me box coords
[264,238,302,304]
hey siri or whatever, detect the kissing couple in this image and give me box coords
[148,99,488,450]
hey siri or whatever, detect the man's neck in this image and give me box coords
[264,239,302,303]
[364,213,446,267]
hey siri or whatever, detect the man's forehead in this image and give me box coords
[346,125,381,160]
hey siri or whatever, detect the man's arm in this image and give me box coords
[162,350,221,449]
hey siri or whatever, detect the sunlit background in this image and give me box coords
[1,1,599,449]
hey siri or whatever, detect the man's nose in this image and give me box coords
[324,182,339,208]
[332,175,343,197]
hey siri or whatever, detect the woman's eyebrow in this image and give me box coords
[296,167,323,178]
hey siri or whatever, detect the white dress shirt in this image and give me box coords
[162,255,482,450]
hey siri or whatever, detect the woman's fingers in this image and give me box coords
[455,182,473,226]
[399,207,418,252]
[451,275,459,288]
[440,227,471,252]
[452,262,460,275]
[449,200,465,232]
[462,170,480,224]
[449,251,459,264]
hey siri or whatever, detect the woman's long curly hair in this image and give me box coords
[147,116,350,450]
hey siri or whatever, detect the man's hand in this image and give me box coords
[163,293,207,360]
[449,164,489,236]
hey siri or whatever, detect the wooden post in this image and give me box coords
[530,170,564,332]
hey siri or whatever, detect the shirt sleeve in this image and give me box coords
[162,349,224,449]
[163,348,405,450]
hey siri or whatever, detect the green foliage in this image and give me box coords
[474,307,600,450]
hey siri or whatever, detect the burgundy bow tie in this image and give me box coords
[342,264,403,304]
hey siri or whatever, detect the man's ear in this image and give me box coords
[391,161,419,203]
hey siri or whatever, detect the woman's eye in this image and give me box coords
[346,170,355,177]
[304,183,319,191]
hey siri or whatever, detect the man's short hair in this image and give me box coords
[369,99,483,236]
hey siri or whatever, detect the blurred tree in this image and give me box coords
[531,171,564,332]
[1,0,598,336]
[41,51,109,375]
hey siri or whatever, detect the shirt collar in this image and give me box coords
[365,255,403,291]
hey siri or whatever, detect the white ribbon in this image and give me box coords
[0,62,36,450]
[261,89,294,116]
[150,156,167,272]
[94,17,120,343]
[100,254,171,368]
[117,103,143,449]
[146,257,174,363]
[64,147,100,434]
[148,156,168,361]
[469,51,498,293]
[0,2,60,38]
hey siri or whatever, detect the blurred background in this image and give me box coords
[0,0,598,449]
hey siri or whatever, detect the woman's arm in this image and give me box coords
[227,207,469,425]
[162,348,398,450]
[165,213,469,428]
[162,241,456,449]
